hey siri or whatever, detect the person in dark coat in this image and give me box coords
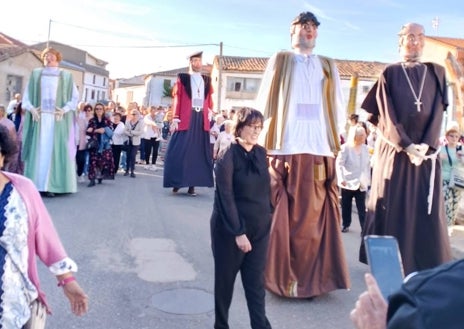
[359,22,452,275]
[351,259,464,329]
[211,107,272,329]
[163,51,214,196]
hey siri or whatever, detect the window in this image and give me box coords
[225,77,261,99]
[93,75,96,84]
[85,88,88,102]
[103,77,106,87]
[5,75,23,103]
[226,77,260,93]
[91,90,95,100]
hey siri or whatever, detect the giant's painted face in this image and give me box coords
[398,23,425,62]
[291,21,318,51]
[43,51,59,67]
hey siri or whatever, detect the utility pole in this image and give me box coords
[47,19,52,47]
[217,41,223,112]
[432,16,439,36]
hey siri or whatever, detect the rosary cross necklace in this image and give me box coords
[401,63,427,112]
[192,75,203,97]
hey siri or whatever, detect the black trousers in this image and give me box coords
[341,188,366,230]
[211,230,271,329]
[112,144,123,170]
[76,149,87,176]
[143,138,160,165]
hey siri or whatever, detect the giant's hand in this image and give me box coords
[55,107,65,121]
[30,107,41,121]
[405,144,427,166]
[170,119,180,132]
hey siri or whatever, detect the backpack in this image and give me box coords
[387,259,464,329]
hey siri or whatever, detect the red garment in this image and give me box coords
[172,73,213,131]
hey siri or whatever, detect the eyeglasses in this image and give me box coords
[246,124,263,131]
[84,109,93,112]
[403,33,424,43]
[300,22,317,31]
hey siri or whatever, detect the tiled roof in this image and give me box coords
[426,36,464,49]
[217,56,269,72]
[0,45,28,61]
[146,64,213,79]
[0,32,27,47]
[118,75,146,86]
[335,59,387,79]
[215,55,386,79]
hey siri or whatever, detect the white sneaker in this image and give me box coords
[77,175,85,183]
[144,165,150,170]
[150,165,158,171]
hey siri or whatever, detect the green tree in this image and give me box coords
[163,81,173,98]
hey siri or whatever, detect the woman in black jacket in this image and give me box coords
[211,107,272,329]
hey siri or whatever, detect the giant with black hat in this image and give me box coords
[291,11,320,27]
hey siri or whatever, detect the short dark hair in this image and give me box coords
[233,107,264,138]
[291,12,320,27]
[83,104,93,112]
[0,125,17,159]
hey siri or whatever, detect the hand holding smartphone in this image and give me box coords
[364,235,405,299]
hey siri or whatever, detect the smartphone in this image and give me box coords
[364,235,405,299]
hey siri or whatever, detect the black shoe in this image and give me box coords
[98,178,102,184]
[124,171,129,176]
[172,187,179,193]
[44,192,55,197]
[187,187,197,196]
[88,180,96,187]
[341,226,349,233]
[130,172,136,178]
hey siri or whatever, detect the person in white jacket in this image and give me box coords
[111,112,127,173]
[336,126,371,233]
[142,106,162,171]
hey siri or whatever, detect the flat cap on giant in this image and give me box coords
[291,12,320,27]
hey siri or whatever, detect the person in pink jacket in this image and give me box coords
[0,124,88,328]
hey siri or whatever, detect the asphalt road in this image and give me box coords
[39,164,368,329]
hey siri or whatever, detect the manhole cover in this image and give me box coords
[151,288,214,314]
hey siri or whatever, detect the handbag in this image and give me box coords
[445,145,464,189]
[450,166,464,189]
[86,138,98,150]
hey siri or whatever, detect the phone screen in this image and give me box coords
[364,235,405,299]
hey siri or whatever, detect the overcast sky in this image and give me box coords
[2,0,463,78]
